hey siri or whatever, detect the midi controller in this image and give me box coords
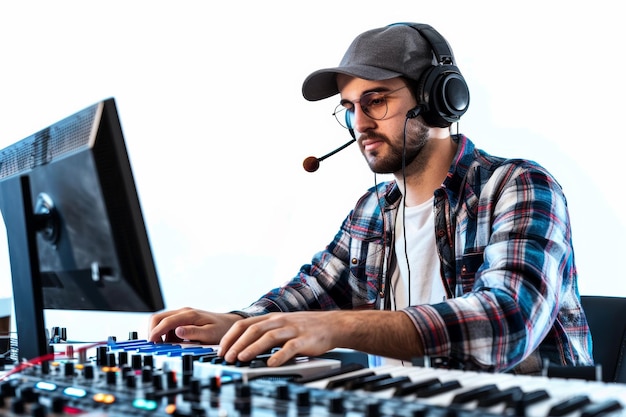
[1,337,626,416]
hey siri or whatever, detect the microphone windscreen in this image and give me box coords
[302,156,320,172]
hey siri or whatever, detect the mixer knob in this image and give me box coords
[182,353,194,386]
[31,403,46,417]
[142,366,153,383]
[41,360,50,375]
[131,354,143,370]
[10,398,25,414]
[152,372,164,390]
[209,376,220,393]
[64,362,74,377]
[143,355,154,369]
[106,352,116,367]
[296,390,310,407]
[328,396,344,414]
[182,354,194,371]
[51,396,66,413]
[365,401,381,417]
[235,383,251,398]
[83,364,95,379]
[17,386,38,403]
[234,385,252,415]
[275,384,289,400]
[166,370,177,388]
[96,346,107,366]
[190,378,202,396]
[50,326,66,343]
[65,345,74,359]
[1,380,17,397]
[126,373,137,388]
[106,369,117,385]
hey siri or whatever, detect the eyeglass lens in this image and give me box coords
[333,91,392,130]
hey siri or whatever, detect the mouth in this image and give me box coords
[360,136,385,153]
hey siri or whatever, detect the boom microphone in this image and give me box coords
[303,129,356,172]
[303,108,422,172]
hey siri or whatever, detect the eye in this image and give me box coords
[362,93,386,109]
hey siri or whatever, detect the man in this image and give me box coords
[149,23,593,374]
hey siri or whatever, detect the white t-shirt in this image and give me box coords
[370,196,445,367]
[392,196,446,307]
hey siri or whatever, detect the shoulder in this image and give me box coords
[458,136,562,191]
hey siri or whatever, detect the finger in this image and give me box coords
[264,331,312,367]
[266,345,295,367]
[219,316,274,362]
[218,317,257,359]
[223,318,292,363]
[148,308,196,342]
[148,310,175,339]
[174,324,219,344]
[149,317,177,342]
[148,314,174,342]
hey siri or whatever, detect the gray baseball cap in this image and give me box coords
[302,23,440,101]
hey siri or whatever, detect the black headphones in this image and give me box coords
[392,23,470,127]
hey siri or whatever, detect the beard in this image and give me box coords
[360,121,430,174]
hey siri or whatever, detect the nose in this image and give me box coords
[351,104,376,132]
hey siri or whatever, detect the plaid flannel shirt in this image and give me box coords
[239,134,593,373]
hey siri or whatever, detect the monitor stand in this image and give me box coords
[0,175,49,361]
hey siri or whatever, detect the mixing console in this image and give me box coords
[1,338,626,416]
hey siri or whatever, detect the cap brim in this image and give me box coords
[302,65,403,101]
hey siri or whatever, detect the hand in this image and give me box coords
[219,310,422,367]
[148,307,242,344]
[219,311,344,367]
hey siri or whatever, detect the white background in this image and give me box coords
[0,1,624,343]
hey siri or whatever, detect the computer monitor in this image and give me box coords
[0,98,164,360]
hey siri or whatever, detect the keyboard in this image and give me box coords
[105,338,342,383]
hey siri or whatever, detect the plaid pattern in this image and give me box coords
[239,135,592,373]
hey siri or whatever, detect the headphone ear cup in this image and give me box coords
[418,65,470,127]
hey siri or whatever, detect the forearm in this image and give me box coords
[333,310,424,361]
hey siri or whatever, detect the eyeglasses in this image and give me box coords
[332,86,408,130]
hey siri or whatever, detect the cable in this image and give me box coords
[401,117,412,307]
[0,341,107,381]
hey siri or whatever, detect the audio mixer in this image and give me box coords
[1,337,626,416]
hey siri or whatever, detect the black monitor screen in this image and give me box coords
[0,98,164,359]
